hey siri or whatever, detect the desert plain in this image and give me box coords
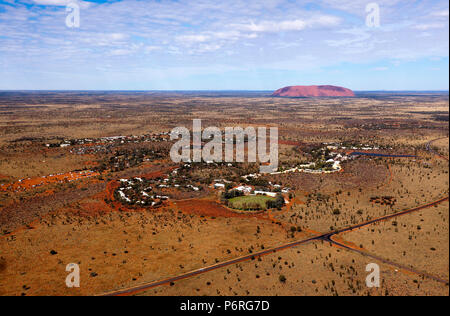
[0,90,448,296]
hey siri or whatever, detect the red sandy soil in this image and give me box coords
[62,181,127,217]
[69,200,111,217]
[84,161,99,166]
[272,85,355,97]
[0,171,100,192]
[52,165,294,223]
[84,170,171,216]
[278,140,304,146]
[140,170,166,179]
[65,168,178,217]
[172,199,266,219]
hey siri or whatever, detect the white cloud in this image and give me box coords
[237,15,340,33]
[195,43,223,53]
[325,28,371,48]
[176,34,211,43]
[413,22,446,30]
[33,0,72,5]
[0,0,448,89]
[212,30,243,40]
[432,9,449,17]
[373,66,389,71]
[243,20,307,32]
[173,14,340,54]
[145,46,161,52]
[109,33,128,41]
[32,0,91,8]
[310,15,342,27]
[108,48,133,56]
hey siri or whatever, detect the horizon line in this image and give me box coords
[0,89,448,93]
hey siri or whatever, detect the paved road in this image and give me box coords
[325,235,449,284]
[101,137,449,296]
[102,234,324,296]
[322,138,449,285]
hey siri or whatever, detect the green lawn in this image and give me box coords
[228,195,276,210]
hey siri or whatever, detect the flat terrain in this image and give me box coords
[228,195,276,210]
[0,91,448,296]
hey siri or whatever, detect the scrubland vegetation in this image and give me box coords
[0,91,448,296]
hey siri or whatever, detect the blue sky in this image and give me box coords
[0,0,448,90]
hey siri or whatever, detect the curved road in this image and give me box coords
[325,235,449,284]
[324,138,449,284]
[101,137,449,296]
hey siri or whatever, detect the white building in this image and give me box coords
[254,191,277,198]
[235,186,253,194]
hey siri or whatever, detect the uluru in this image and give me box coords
[272,85,355,97]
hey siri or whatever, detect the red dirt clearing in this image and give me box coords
[278,140,304,146]
[173,199,265,219]
[0,171,100,192]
